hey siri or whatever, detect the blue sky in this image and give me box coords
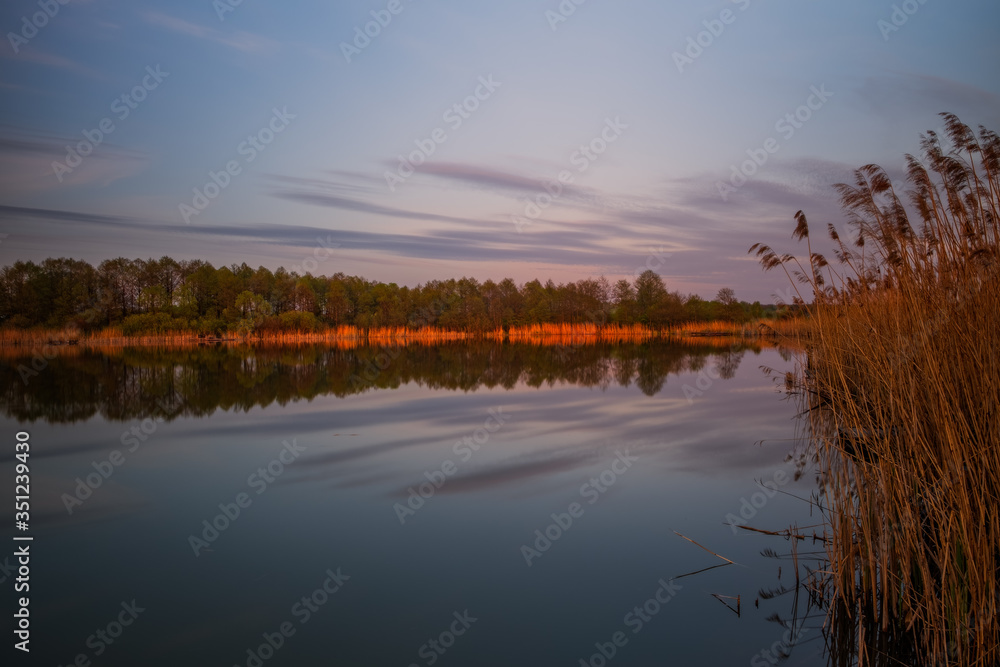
[1,0,998,301]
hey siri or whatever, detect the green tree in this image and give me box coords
[522,279,552,324]
[613,279,636,324]
[634,270,667,326]
[715,287,744,321]
[139,285,168,313]
[234,290,273,333]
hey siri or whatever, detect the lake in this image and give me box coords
[1,340,827,666]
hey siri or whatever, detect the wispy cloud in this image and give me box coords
[416,161,584,196]
[0,127,147,197]
[143,11,279,55]
[270,190,490,227]
[0,204,140,227]
[267,165,716,259]
[0,46,105,79]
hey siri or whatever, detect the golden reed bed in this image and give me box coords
[752,115,999,665]
[0,320,804,359]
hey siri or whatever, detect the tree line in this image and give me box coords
[0,256,784,334]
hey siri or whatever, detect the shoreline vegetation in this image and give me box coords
[0,318,808,349]
[0,253,805,348]
[754,114,999,665]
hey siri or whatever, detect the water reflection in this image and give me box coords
[0,339,793,424]
[0,339,825,666]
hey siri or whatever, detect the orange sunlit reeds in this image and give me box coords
[0,325,477,348]
[668,318,808,339]
[2,320,808,350]
[493,322,658,342]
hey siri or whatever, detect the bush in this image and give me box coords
[194,317,226,336]
[120,313,190,335]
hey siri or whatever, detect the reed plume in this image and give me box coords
[752,114,999,665]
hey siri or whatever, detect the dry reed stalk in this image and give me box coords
[752,114,999,665]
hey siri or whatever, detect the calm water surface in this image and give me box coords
[0,341,826,666]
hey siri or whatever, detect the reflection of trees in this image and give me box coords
[0,341,766,423]
[713,347,746,380]
[612,352,638,388]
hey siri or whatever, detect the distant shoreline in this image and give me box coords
[0,320,806,349]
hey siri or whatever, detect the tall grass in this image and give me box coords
[752,114,999,665]
[1,312,811,348]
[668,317,807,338]
[0,325,477,347]
[494,322,658,342]
[0,322,670,347]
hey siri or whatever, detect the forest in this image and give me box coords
[0,257,786,335]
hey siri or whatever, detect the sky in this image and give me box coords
[1,0,998,303]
